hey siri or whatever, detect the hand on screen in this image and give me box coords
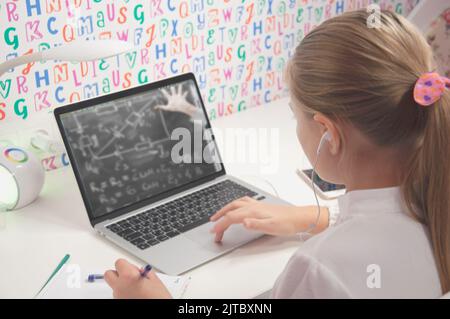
[155,85,198,118]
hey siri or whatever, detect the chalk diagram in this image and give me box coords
[61,81,219,218]
[72,94,171,168]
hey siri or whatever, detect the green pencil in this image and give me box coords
[35,254,71,297]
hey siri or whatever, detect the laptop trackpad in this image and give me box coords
[183,221,261,252]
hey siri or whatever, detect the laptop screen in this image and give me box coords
[58,77,223,219]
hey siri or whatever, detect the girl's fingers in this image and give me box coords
[115,259,140,277]
[212,209,249,231]
[114,258,129,272]
[210,196,255,221]
[210,198,248,221]
[239,196,256,203]
[215,231,224,243]
[104,270,119,288]
[144,269,158,281]
[211,208,258,242]
[243,218,274,234]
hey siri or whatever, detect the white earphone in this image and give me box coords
[303,131,332,234]
[316,132,331,155]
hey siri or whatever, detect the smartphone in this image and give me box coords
[296,168,345,200]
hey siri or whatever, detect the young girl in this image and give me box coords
[104,10,450,298]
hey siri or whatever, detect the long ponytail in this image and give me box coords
[287,10,450,293]
[403,91,450,293]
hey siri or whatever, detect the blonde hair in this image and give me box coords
[287,10,450,293]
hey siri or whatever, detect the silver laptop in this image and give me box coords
[54,73,288,275]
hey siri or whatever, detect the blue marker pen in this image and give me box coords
[140,264,152,277]
[87,264,152,283]
[87,274,104,283]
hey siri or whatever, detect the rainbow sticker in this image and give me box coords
[4,148,29,164]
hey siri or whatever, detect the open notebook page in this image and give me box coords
[37,264,190,299]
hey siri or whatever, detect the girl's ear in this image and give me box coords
[313,113,341,155]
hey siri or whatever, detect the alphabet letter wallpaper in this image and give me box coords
[0,0,418,148]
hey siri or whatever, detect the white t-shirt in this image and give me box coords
[271,187,442,298]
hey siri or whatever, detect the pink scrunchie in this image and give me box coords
[414,72,450,107]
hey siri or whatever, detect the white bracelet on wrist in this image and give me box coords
[327,200,340,227]
[296,202,340,241]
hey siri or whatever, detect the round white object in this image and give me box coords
[0,146,45,210]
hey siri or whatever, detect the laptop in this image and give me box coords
[54,72,288,275]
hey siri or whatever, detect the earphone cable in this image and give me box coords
[306,150,322,234]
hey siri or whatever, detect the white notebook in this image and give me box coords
[37,265,190,299]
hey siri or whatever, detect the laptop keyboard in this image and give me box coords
[106,180,264,250]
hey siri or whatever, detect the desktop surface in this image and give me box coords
[0,97,320,298]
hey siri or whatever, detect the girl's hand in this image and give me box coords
[209,197,329,242]
[104,259,172,299]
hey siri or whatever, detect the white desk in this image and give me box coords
[0,97,319,299]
